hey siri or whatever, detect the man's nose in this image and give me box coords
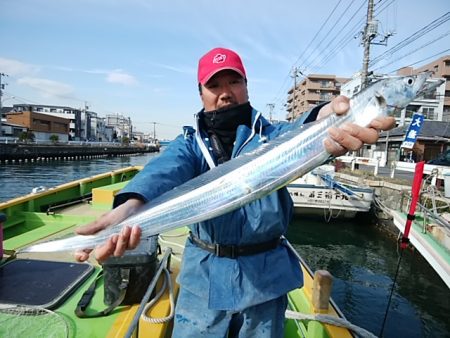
[219,83,233,97]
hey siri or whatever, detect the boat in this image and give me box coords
[389,209,450,288]
[288,165,374,219]
[0,166,370,337]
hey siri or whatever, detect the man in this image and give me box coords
[75,47,395,337]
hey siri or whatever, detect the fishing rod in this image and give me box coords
[379,161,425,337]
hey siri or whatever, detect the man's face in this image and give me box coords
[200,70,249,112]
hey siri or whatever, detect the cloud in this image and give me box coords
[0,57,39,76]
[151,62,196,75]
[17,77,74,98]
[42,65,139,86]
[106,70,138,85]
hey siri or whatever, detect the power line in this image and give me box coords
[311,0,398,75]
[372,30,450,72]
[270,0,345,115]
[370,12,450,67]
[304,1,367,74]
[299,0,360,73]
[384,48,450,74]
[292,0,343,68]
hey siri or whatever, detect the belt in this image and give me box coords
[189,233,281,259]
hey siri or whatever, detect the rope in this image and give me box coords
[140,267,175,324]
[158,234,185,262]
[154,233,377,335]
[285,310,378,338]
[137,234,184,323]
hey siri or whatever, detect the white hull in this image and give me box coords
[287,165,374,218]
[288,183,374,218]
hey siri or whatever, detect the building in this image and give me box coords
[397,55,450,119]
[12,104,82,140]
[378,120,450,163]
[6,110,70,142]
[106,114,133,141]
[286,74,349,121]
[342,73,445,126]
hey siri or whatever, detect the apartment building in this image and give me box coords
[12,104,82,140]
[398,55,450,120]
[286,74,349,121]
[6,110,70,142]
[105,114,133,141]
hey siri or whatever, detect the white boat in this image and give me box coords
[287,165,374,218]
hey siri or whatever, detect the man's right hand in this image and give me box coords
[74,198,144,263]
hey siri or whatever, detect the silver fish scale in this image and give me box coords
[21,73,432,252]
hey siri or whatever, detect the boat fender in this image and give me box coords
[31,186,47,194]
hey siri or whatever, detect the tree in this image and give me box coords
[18,131,35,143]
[49,134,59,144]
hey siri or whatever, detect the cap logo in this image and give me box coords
[212,53,226,64]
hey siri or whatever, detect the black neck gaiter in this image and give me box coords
[200,102,253,164]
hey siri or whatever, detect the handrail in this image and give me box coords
[402,193,450,231]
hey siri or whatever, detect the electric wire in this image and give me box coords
[292,0,344,69]
[270,0,346,115]
[384,48,450,75]
[372,30,450,72]
[299,0,360,73]
[370,12,450,67]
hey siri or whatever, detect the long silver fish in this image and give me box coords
[22,73,436,252]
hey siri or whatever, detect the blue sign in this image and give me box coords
[401,113,424,149]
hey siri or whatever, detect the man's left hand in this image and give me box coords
[318,96,396,157]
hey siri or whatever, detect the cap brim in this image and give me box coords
[200,67,246,85]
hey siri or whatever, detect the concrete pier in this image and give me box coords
[0,143,160,163]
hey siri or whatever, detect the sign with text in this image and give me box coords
[401,113,424,149]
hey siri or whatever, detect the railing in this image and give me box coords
[391,161,450,180]
[0,137,159,148]
[338,155,384,176]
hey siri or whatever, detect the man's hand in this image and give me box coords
[318,96,396,157]
[74,198,144,263]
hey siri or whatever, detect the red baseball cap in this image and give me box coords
[197,47,246,85]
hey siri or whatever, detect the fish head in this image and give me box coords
[376,72,436,115]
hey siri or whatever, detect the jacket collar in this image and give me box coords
[195,106,269,168]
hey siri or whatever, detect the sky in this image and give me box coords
[0,0,449,140]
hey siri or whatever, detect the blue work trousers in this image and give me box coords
[172,287,287,338]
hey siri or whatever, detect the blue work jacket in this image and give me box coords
[114,105,321,311]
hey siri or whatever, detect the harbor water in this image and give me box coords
[0,152,449,337]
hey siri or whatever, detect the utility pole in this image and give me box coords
[152,122,156,141]
[83,101,89,141]
[266,103,275,122]
[361,0,375,89]
[0,73,9,111]
[290,67,300,122]
[0,73,6,137]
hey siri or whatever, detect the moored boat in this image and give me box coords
[288,165,374,219]
[0,166,372,337]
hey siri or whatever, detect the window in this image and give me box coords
[405,105,419,119]
[422,107,435,120]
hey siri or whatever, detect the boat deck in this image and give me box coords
[390,209,450,288]
[0,166,356,338]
